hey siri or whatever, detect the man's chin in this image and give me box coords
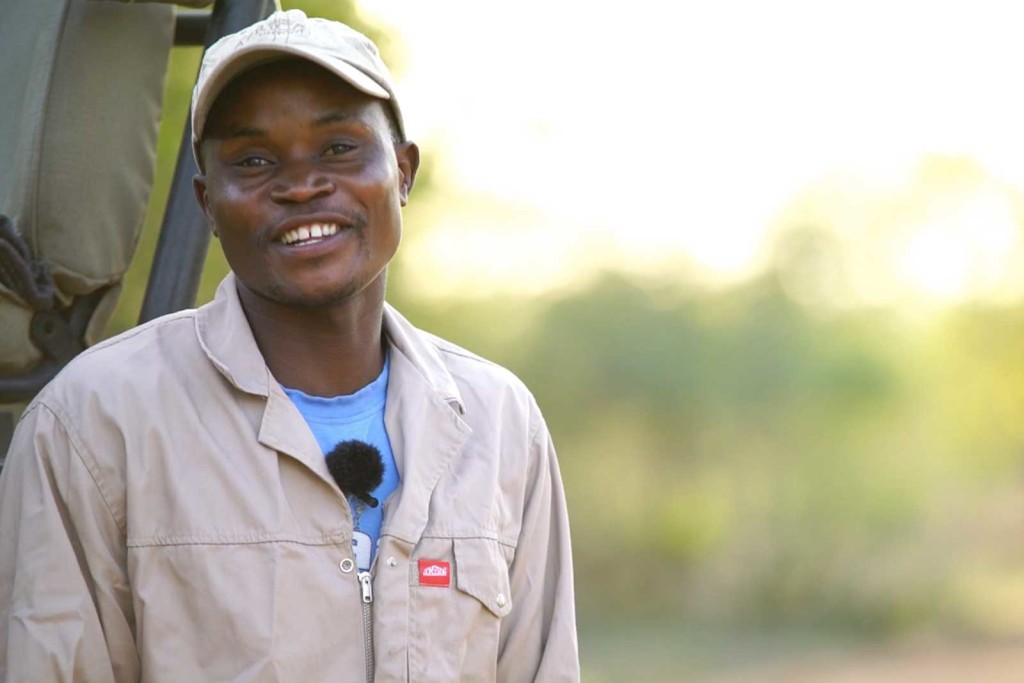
[264,285,360,309]
[259,275,386,310]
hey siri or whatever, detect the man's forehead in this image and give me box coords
[203,59,386,137]
[218,58,367,104]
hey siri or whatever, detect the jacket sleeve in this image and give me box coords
[497,406,580,682]
[0,401,138,682]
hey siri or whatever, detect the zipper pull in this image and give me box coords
[358,571,373,604]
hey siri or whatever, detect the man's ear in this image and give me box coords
[192,174,218,237]
[395,141,420,207]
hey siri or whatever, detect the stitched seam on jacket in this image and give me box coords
[432,342,501,368]
[75,309,195,358]
[526,395,546,448]
[33,400,127,537]
[127,533,350,548]
[417,533,517,549]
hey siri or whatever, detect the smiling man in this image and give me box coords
[0,10,579,682]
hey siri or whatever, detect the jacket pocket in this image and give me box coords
[453,537,513,618]
[408,537,513,681]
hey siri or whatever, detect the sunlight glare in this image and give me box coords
[360,0,1024,305]
[899,193,1021,302]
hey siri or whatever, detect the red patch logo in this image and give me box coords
[418,560,451,587]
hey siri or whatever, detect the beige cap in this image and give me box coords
[190,9,404,164]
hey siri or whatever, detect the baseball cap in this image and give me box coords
[190,9,404,164]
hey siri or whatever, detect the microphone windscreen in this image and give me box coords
[325,440,385,507]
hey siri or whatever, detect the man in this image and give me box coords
[0,10,579,682]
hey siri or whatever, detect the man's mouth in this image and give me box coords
[278,223,340,246]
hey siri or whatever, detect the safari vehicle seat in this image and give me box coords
[0,0,277,465]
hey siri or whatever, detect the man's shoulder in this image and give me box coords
[423,329,527,387]
[36,308,201,404]
[423,331,512,375]
[386,304,532,399]
[411,328,544,428]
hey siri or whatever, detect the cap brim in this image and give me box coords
[192,44,391,146]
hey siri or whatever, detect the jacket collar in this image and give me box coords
[380,303,465,416]
[194,273,466,415]
[195,274,273,397]
[195,274,473,546]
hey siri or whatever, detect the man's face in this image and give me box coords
[194,59,418,309]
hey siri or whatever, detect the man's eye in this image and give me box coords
[325,142,356,156]
[236,156,271,168]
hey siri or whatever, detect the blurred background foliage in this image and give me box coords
[105,2,1024,680]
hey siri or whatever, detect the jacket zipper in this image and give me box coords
[358,570,374,682]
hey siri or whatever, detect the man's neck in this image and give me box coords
[237,282,387,397]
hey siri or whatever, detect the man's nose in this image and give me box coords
[270,160,335,203]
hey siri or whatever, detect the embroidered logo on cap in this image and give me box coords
[418,560,451,587]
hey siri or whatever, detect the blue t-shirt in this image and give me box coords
[283,355,399,571]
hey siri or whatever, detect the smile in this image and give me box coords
[279,223,340,246]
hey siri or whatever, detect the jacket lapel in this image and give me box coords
[195,278,471,530]
[381,305,472,546]
[256,385,338,492]
[196,275,340,494]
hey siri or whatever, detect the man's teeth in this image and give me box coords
[280,223,340,245]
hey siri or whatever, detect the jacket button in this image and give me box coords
[386,557,398,567]
[496,593,507,608]
[339,558,355,573]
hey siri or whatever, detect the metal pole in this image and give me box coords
[139,0,275,324]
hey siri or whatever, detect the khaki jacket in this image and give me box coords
[0,276,579,682]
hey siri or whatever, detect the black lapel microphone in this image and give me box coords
[325,440,385,508]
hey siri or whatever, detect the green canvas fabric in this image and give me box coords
[0,0,174,374]
[130,0,215,6]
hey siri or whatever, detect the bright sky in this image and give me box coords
[359,0,1024,304]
